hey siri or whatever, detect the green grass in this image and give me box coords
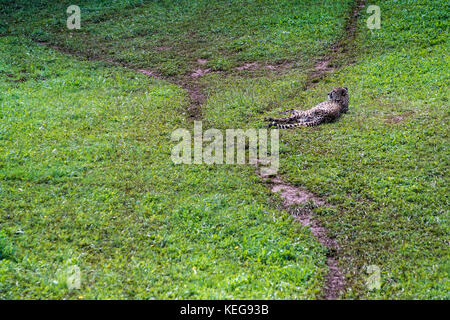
[0,230,15,261]
[2,0,353,76]
[1,0,448,299]
[0,36,326,299]
[202,0,450,298]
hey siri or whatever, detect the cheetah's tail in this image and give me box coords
[265,115,295,123]
[273,119,320,129]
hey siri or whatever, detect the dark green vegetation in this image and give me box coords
[1,0,449,299]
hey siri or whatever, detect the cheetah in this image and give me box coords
[266,87,349,129]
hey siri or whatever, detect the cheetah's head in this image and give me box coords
[328,86,349,113]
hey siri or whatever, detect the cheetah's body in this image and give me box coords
[266,87,349,129]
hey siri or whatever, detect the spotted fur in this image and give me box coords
[266,87,349,129]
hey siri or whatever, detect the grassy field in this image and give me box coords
[0,36,328,299]
[1,0,449,299]
[2,0,353,76]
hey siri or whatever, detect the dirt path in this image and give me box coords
[258,0,365,299]
[268,0,365,299]
[267,176,344,299]
[176,80,206,120]
[304,0,366,90]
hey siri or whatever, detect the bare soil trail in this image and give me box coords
[268,177,344,300]
[304,0,366,90]
[260,0,365,299]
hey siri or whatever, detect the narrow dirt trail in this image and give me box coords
[304,0,366,90]
[260,0,365,299]
[268,177,344,299]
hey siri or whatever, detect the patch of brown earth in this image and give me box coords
[386,115,405,124]
[190,68,211,78]
[235,62,290,73]
[267,175,345,300]
[385,111,414,124]
[156,46,171,51]
[314,59,335,74]
[265,65,278,70]
[177,81,206,120]
[197,58,208,65]
[137,69,161,79]
[236,62,259,71]
[271,177,326,207]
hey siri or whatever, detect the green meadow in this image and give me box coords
[0,0,448,299]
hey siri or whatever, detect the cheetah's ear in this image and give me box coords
[344,86,348,91]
